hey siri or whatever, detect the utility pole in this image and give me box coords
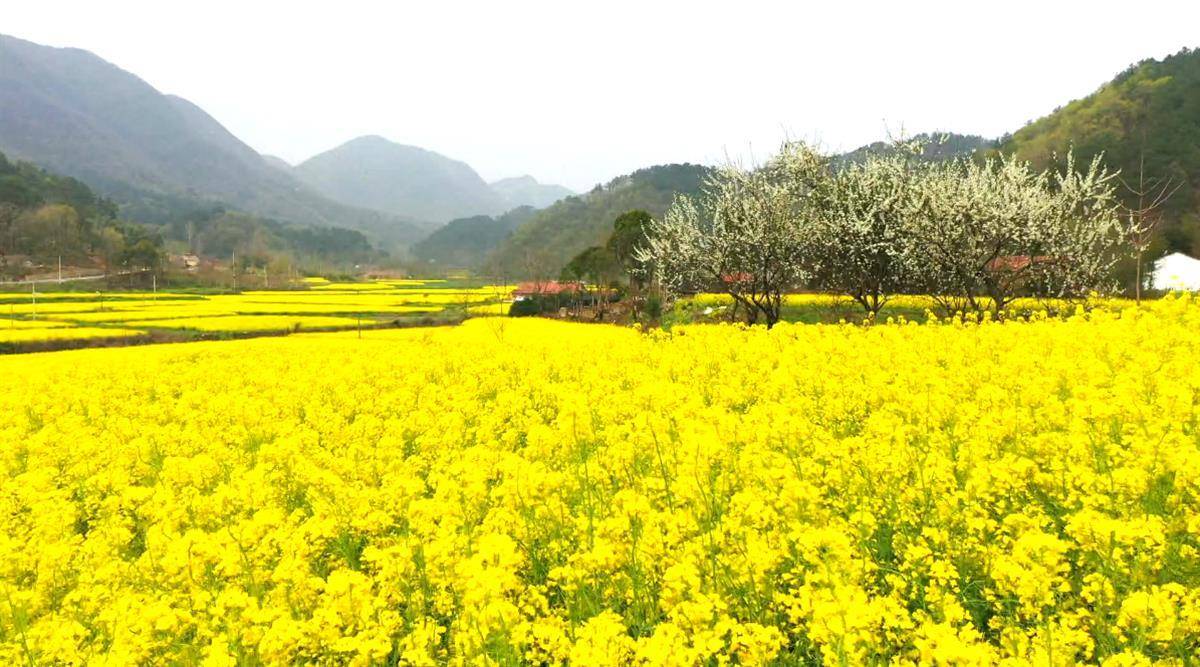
[58,255,62,283]
[31,282,36,320]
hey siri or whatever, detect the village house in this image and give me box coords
[512,280,584,301]
[1150,252,1200,291]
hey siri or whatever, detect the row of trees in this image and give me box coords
[169,209,381,273]
[1,152,164,281]
[637,141,1124,326]
[533,210,658,321]
[0,202,165,280]
[2,149,392,287]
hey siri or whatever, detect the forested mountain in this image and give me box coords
[485,164,712,276]
[0,34,424,245]
[294,136,507,223]
[0,152,116,223]
[171,209,382,269]
[0,149,382,275]
[838,132,995,165]
[0,150,160,278]
[999,47,1200,254]
[261,155,294,172]
[490,176,574,210]
[410,206,537,270]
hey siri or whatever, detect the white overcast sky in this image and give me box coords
[5,1,1199,191]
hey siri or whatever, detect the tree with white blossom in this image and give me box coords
[905,152,1122,315]
[805,142,928,316]
[640,141,1123,325]
[636,143,826,327]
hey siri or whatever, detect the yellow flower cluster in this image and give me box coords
[1,298,1199,664]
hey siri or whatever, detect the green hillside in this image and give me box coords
[1000,47,1200,253]
[0,151,117,222]
[410,206,537,270]
[0,150,159,278]
[0,149,382,278]
[174,208,383,269]
[838,132,995,165]
[485,164,712,277]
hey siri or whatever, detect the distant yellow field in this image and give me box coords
[134,315,370,332]
[0,318,72,329]
[0,280,511,344]
[0,326,144,343]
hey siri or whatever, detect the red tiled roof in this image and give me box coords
[513,281,583,296]
[986,256,1055,272]
[721,272,754,285]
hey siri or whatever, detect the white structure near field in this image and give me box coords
[1150,252,1200,292]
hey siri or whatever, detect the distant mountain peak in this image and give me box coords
[490,175,574,210]
[492,174,539,186]
[332,135,441,158]
[261,154,293,171]
[294,137,506,223]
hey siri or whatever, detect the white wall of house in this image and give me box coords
[1150,252,1200,291]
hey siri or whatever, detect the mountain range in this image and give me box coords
[0,34,572,248]
[484,163,713,276]
[0,34,430,246]
[2,31,1197,276]
[410,206,539,269]
[290,136,506,223]
[282,136,573,223]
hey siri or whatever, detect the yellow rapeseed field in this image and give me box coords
[0,280,512,346]
[0,318,73,329]
[1,298,1199,664]
[0,326,145,344]
[129,315,377,333]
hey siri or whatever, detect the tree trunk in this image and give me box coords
[1135,252,1143,306]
